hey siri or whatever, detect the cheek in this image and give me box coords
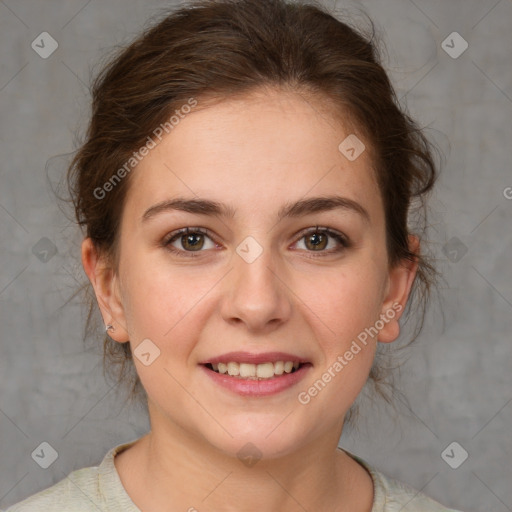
[120,251,215,358]
[294,260,386,347]
[293,266,383,417]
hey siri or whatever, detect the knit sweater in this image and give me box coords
[2,438,463,512]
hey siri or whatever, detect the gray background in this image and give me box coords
[1,0,511,511]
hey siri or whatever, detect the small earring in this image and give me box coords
[106,324,115,333]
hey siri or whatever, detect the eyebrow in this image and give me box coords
[141,195,370,224]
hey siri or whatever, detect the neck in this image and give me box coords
[120,413,373,512]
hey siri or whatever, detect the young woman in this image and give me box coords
[4,0,463,510]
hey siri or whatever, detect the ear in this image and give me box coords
[81,237,129,343]
[377,234,419,343]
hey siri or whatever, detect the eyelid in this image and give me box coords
[290,225,350,254]
[162,225,349,257]
[292,225,349,245]
[163,226,217,242]
[162,226,214,243]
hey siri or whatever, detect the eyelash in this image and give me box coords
[161,226,350,258]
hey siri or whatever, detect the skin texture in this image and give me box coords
[82,87,418,512]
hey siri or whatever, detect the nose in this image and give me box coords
[220,244,292,334]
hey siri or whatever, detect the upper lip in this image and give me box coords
[200,351,309,365]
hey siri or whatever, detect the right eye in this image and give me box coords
[162,227,219,256]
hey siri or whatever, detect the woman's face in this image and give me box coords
[84,88,415,459]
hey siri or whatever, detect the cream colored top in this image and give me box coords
[2,438,463,511]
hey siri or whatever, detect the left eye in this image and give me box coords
[292,227,348,254]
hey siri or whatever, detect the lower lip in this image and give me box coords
[201,364,311,397]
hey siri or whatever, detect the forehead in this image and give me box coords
[125,88,381,221]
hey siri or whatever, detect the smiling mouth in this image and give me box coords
[203,361,304,380]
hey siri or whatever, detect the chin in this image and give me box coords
[198,412,312,463]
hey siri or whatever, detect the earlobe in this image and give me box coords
[377,235,420,343]
[81,237,129,343]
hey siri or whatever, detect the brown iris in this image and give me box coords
[181,233,205,251]
[304,231,328,251]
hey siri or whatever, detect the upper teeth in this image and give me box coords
[212,361,300,378]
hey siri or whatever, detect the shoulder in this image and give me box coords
[2,439,141,512]
[343,450,464,512]
[371,470,464,512]
[1,465,101,512]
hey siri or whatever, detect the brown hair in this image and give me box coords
[66,0,440,424]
